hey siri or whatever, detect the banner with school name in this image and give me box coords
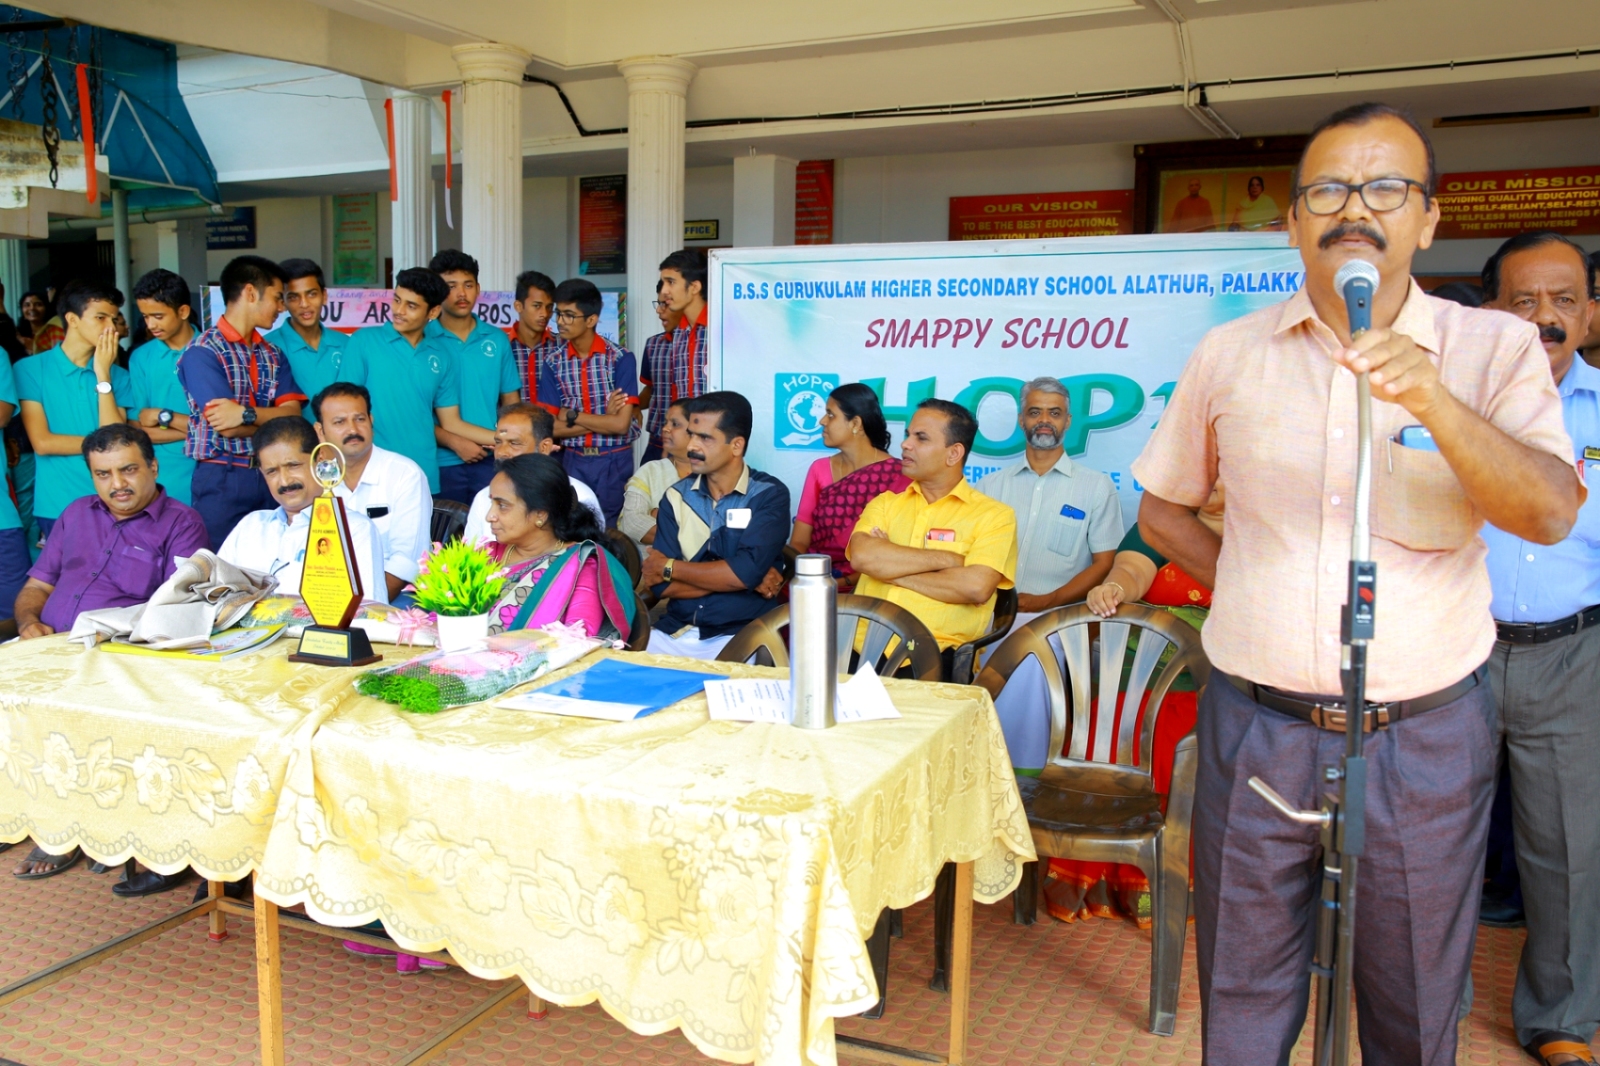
[204,288,623,347]
[708,233,1304,524]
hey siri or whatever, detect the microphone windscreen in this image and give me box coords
[1333,259,1380,292]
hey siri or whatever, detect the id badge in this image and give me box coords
[726,507,752,529]
[926,528,957,543]
[1060,504,1086,520]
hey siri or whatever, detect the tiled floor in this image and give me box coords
[0,851,1586,1065]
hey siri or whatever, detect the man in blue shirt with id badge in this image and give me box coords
[1479,231,1600,1066]
[978,376,1124,768]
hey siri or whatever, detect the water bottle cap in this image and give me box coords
[795,554,830,577]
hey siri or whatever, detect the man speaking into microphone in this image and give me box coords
[1132,103,1583,1066]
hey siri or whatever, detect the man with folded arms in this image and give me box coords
[313,382,431,603]
[848,398,1017,672]
[11,423,207,881]
[1479,230,1600,1066]
[1133,103,1581,1065]
[217,416,387,606]
[642,391,788,659]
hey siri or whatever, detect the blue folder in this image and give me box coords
[531,658,719,716]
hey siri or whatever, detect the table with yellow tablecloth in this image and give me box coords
[0,636,357,879]
[255,650,1035,1066]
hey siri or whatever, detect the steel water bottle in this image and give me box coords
[789,553,837,729]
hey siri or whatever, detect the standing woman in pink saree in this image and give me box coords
[787,382,908,588]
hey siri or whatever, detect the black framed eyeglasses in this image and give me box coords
[554,310,586,323]
[1294,178,1428,216]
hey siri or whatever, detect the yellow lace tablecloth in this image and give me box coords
[0,635,357,878]
[256,650,1034,1066]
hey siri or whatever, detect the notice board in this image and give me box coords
[948,190,1133,241]
[579,175,627,275]
[1434,165,1600,239]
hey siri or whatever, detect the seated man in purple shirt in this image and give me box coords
[11,423,208,882]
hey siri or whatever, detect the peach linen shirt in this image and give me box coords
[1132,281,1575,701]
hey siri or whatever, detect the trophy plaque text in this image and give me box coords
[288,443,382,667]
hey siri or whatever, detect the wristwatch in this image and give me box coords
[157,409,173,428]
[95,380,112,395]
[565,407,579,429]
[662,559,675,583]
[241,406,258,426]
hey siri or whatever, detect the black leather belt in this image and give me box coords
[1495,604,1600,645]
[1224,667,1484,733]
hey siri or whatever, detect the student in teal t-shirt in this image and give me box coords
[126,269,198,504]
[264,258,363,416]
[14,283,133,530]
[340,267,492,494]
[427,249,520,503]
[0,347,28,617]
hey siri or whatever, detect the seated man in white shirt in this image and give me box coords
[463,402,604,544]
[217,416,388,603]
[312,382,431,601]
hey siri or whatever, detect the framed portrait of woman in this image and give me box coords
[1133,135,1307,234]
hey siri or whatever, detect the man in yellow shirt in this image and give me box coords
[848,399,1017,658]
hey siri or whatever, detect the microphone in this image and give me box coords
[1334,260,1380,339]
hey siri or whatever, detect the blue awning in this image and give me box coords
[0,7,220,208]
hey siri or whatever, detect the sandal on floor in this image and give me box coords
[1526,1032,1597,1065]
[13,846,81,880]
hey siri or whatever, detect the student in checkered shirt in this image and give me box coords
[508,270,557,404]
[640,249,707,460]
[638,278,680,463]
[536,278,639,527]
[178,256,308,548]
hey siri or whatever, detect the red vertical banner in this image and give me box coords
[383,99,397,202]
[795,160,834,245]
[75,63,95,205]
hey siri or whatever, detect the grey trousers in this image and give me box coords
[1192,672,1497,1066]
[1489,623,1600,1047]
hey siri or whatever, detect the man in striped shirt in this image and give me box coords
[178,256,308,548]
[537,278,638,527]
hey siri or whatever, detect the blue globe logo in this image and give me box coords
[786,390,827,438]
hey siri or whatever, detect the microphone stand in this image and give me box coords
[1249,310,1376,1066]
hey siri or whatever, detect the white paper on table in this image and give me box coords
[496,692,654,721]
[705,678,792,723]
[834,664,902,722]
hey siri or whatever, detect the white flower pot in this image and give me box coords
[435,612,490,652]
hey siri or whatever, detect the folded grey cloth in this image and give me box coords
[69,551,278,649]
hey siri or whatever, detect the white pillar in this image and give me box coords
[732,154,797,248]
[390,90,434,272]
[155,219,208,302]
[618,56,695,349]
[451,42,530,292]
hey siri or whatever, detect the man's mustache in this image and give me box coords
[686,450,706,463]
[1319,222,1388,251]
[1540,324,1568,345]
[343,433,365,445]
[276,482,304,496]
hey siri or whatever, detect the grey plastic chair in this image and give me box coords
[715,593,942,681]
[975,602,1212,1036]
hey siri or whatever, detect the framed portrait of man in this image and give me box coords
[1133,135,1308,234]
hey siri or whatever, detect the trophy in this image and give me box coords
[287,442,382,667]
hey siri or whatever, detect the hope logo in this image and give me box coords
[481,341,497,358]
[774,373,837,450]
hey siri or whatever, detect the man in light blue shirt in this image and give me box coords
[977,376,1124,769]
[264,259,362,415]
[428,249,519,502]
[1480,231,1600,1063]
